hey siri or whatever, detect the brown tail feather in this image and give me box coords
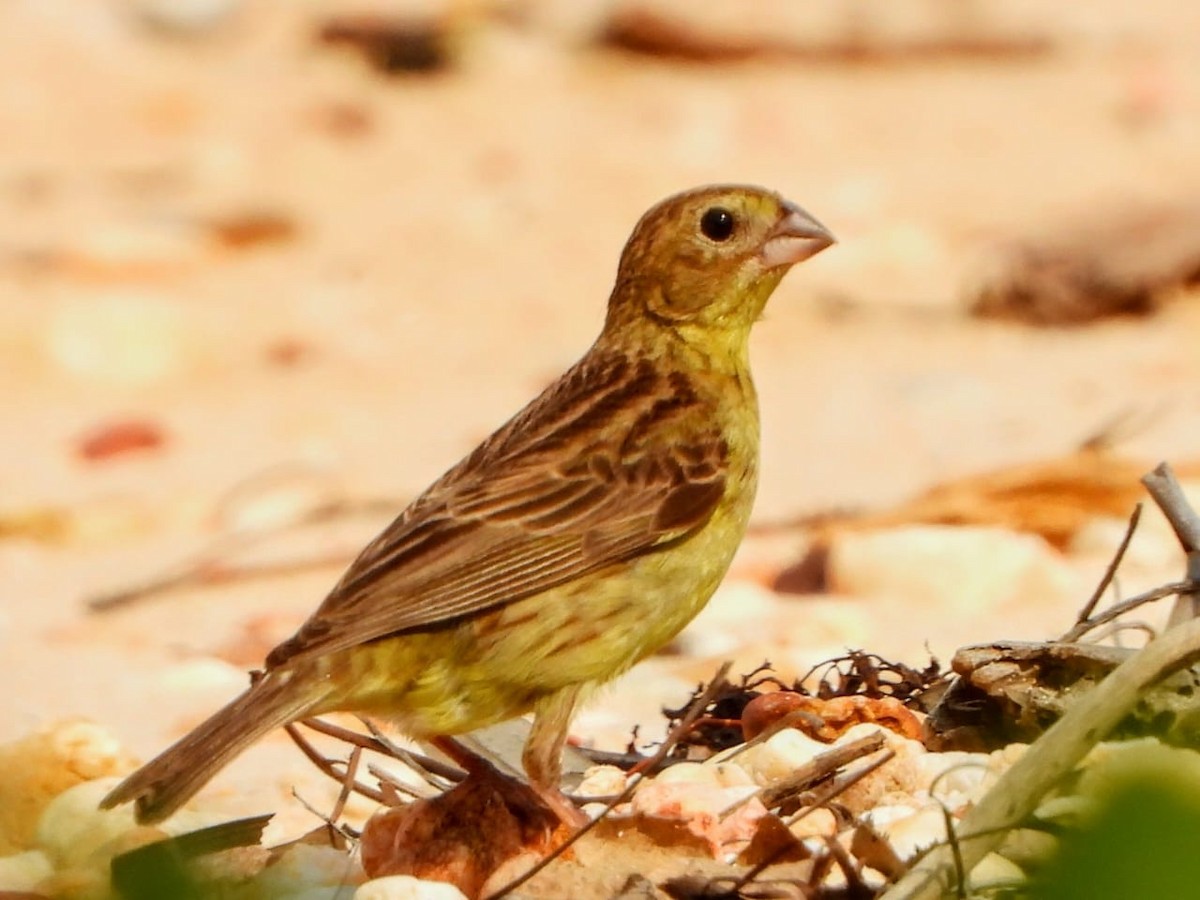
[100,672,329,824]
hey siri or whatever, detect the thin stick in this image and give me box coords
[1143,462,1200,626]
[284,722,386,804]
[296,716,466,783]
[721,730,886,818]
[1142,463,1200,551]
[359,717,467,783]
[1059,581,1194,642]
[329,745,364,825]
[1072,503,1142,627]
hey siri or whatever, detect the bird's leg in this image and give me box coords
[523,686,587,828]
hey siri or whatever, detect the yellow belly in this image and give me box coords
[312,461,756,738]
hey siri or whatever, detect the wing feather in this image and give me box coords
[265,351,730,669]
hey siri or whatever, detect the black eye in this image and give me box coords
[700,207,735,242]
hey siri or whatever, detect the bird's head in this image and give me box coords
[605,185,834,346]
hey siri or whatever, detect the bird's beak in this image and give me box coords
[760,202,835,269]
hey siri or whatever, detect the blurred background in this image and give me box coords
[4,0,1200,833]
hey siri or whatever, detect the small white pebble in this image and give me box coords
[968,852,1025,891]
[47,720,132,780]
[866,800,947,861]
[1000,827,1061,868]
[36,778,138,867]
[355,873,469,900]
[861,803,918,832]
[575,764,627,799]
[702,761,754,788]
[1033,795,1100,828]
[582,801,612,820]
[47,291,190,386]
[788,807,838,839]
[916,750,991,802]
[0,850,54,891]
[989,742,1029,772]
[736,729,827,785]
[650,762,721,787]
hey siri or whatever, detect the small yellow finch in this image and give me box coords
[102,184,834,824]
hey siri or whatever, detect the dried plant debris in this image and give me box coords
[971,199,1200,325]
[76,418,167,462]
[317,15,455,75]
[797,654,944,709]
[925,640,1200,751]
[653,657,943,764]
[600,0,1055,64]
[770,450,1153,566]
[204,211,298,250]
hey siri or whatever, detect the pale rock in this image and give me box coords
[255,842,365,894]
[61,223,208,280]
[35,778,138,867]
[513,0,615,44]
[832,725,925,813]
[788,806,838,839]
[30,866,108,900]
[131,0,242,34]
[0,849,53,891]
[731,728,827,786]
[575,764,627,799]
[355,873,468,900]
[628,777,758,830]
[915,749,992,807]
[999,827,1060,868]
[1032,795,1100,828]
[647,761,721,788]
[582,802,611,820]
[865,800,947,861]
[43,721,132,781]
[968,851,1025,891]
[828,525,1078,618]
[0,720,138,855]
[989,741,1029,772]
[67,496,157,544]
[860,802,918,833]
[700,760,755,789]
[48,291,190,385]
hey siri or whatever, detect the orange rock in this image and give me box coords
[741,692,922,743]
[359,766,563,899]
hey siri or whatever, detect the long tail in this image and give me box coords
[101,671,330,824]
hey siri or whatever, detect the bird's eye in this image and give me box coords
[700,207,735,242]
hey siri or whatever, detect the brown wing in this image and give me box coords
[265,353,729,669]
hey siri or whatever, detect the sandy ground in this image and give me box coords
[4,0,1200,840]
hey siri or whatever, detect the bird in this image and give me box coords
[101,184,834,825]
